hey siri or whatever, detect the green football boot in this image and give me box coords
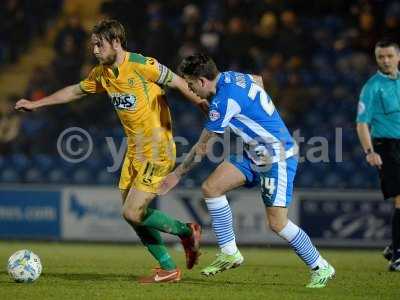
[201,250,244,276]
[306,264,335,288]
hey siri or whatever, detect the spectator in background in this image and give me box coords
[99,0,147,45]
[266,52,285,75]
[255,12,278,54]
[54,14,87,61]
[277,10,307,59]
[177,40,201,63]
[223,16,254,70]
[53,35,84,86]
[382,2,400,42]
[0,0,62,65]
[278,73,310,124]
[260,68,279,101]
[144,4,177,64]
[25,66,56,100]
[30,0,64,36]
[180,3,202,43]
[352,12,379,53]
[0,95,21,154]
[0,0,28,62]
[200,19,224,62]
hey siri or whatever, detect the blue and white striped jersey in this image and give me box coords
[205,71,296,165]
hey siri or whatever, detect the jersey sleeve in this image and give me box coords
[79,67,104,94]
[356,82,374,123]
[134,55,173,85]
[205,95,241,133]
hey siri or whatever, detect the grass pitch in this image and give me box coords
[0,241,399,300]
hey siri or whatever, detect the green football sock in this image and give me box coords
[141,208,192,237]
[134,225,176,271]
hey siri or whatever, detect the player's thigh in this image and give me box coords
[119,154,138,192]
[123,187,156,214]
[202,161,246,197]
[120,189,129,204]
[123,159,173,210]
[132,159,175,194]
[120,154,174,195]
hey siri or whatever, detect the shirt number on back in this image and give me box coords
[248,83,275,116]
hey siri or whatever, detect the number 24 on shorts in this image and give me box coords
[261,177,276,199]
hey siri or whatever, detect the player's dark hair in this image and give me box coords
[375,39,400,51]
[92,19,127,49]
[178,53,220,80]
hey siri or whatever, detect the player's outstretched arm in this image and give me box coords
[167,73,209,114]
[15,84,86,111]
[158,128,217,195]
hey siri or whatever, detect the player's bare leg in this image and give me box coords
[265,206,289,234]
[202,161,247,198]
[201,161,246,276]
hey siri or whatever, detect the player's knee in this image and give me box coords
[122,206,145,225]
[267,218,286,233]
[201,180,221,198]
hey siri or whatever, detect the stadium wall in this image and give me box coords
[0,186,391,247]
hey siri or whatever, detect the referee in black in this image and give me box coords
[356,39,400,271]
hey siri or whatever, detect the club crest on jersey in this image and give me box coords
[128,78,134,87]
[209,109,220,121]
[110,93,136,111]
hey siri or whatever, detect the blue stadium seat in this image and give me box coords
[32,154,54,173]
[47,168,68,184]
[96,169,117,185]
[72,168,93,184]
[24,168,44,183]
[0,168,20,183]
[11,153,31,172]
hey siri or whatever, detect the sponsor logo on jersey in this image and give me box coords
[110,93,137,111]
[209,109,220,121]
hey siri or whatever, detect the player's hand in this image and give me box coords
[197,99,209,115]
[366,152,383,169]
[158,171,181,195]
[15,99,36,112]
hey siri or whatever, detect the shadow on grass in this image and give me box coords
[42,272,138,281]
[181,277,297,287]
[1,271,297,287]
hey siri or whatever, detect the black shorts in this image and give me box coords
[373,138,400,199]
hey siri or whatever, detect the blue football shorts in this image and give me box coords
[229,153,298,207]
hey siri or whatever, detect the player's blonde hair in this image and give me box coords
[92,19,127,49]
